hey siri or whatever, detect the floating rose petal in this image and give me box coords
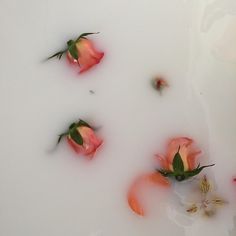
[127,172,171,216]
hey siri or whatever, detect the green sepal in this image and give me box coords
[67,40,74,47]
[157,164,215,182]
[47,49,67,60]
[77,119,91,128]
[76,32,99,41]
[172,146,184,173]
[57,119,93,146]
[184,164,215,178]
[67,41,78,60]
[47,32,99,61]
[69,122,76,130]
[68,119,91,129]
[68,119,93,145]
[69,127,83,145]
[57,132,69,144]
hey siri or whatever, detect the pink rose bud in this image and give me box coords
[158,137,200,172]
[156,137,214,181]
[67,38,104,74]
[57,119,102,159]
[48,32,104,74]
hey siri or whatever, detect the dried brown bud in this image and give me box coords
[152,76,168,92]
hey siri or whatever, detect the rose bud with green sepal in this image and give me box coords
[155,137,214,181]
[57,119,103,159]
[48,32,104,74]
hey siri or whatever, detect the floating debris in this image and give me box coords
[186,175,228,217]
[152,76,169,94]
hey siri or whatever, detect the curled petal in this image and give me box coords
[127,172,171,216]
[127,189,145,216]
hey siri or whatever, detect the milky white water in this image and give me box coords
[0,0,236,235]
